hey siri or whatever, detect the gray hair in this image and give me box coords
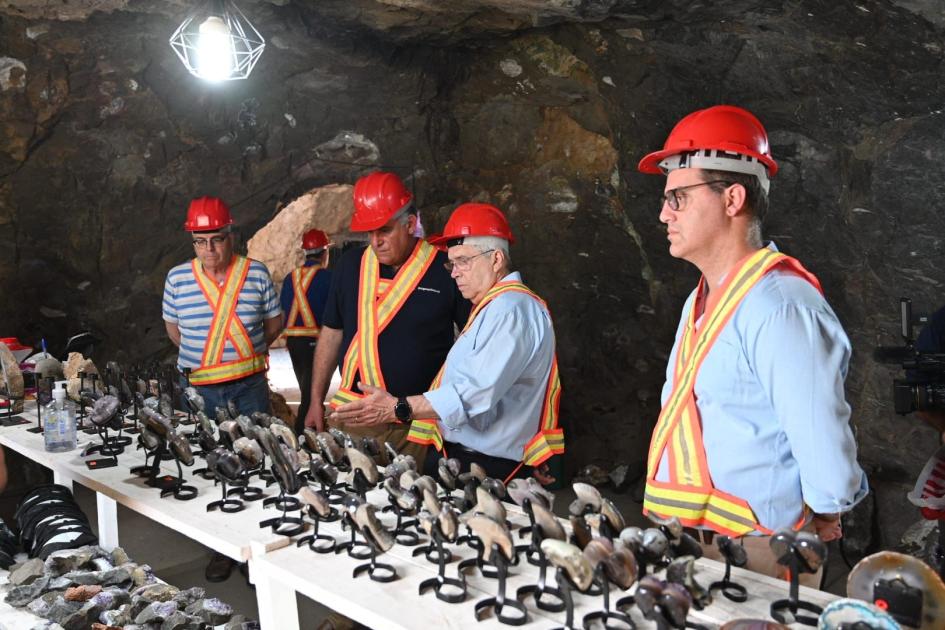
[463,235,510,265]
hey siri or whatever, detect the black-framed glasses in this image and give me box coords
[660,180,733,211]
[444,249,494,272]
[192,235,228,249]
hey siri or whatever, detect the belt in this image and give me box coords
[683,526,716,545]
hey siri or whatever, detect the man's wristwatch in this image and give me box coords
[394,397,412,423]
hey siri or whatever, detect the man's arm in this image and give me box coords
[165,322,181,347]
[263,315,283,347]
[751,300,868,537]
[304,326,343,431]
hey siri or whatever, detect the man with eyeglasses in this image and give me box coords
[303,172,469,465]
[333,203,562,484]
[638,106,867,586]
[162,196,282,582]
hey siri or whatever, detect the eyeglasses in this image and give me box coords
[660,180,733,211]
[193,235,228,249]
[444,249,494,272]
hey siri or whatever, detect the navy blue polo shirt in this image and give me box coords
[322,243,471,398]
[279,261,332,333]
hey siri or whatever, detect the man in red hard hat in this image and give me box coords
[638,106,867,585]
[162,196,283,582]
[333,202,562,484]
[303,172,469,464]
[280,229,333,433]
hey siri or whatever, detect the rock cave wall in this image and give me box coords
[1,0,944,553]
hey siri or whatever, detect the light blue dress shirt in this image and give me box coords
[656,247,869,532]
[423,272,555,462]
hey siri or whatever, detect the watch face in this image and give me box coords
[395,399,410,421]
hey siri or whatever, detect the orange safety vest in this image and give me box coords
[643,248,821,537]
[284,266,322,337]
[327,240,437,408]
[406,281,565,467]
[189,256,268,386]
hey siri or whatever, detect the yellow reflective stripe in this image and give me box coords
[648,249,785,475]
[357,250,383,387]
[522,429,564,466]
[192,257,254,366]
[341,241,437,393]
[284,327,320,337]
[407,419,444,450]
[328,388,360,409]
[541,359,561,432]
[190,354,266,386]
[643,485,760,536]
[287,267,318,330]
[338,335,360,389]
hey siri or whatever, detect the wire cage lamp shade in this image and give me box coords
[169,0,265,82]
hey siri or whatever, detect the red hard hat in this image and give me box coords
[350,172,414,232]
[183,196,233,232]
[638,105,778,177]
[302,229,330,250]
[430,203,515,246]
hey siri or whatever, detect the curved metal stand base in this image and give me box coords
[516,584,566,613]
[474,597,528,626]
[297,533,336,554]
[207,498,245,513]
[419,574,467,603]
[581,610,635,630]
[353,559,398,583]
[263,495,301,512]
[259,515,306,537]
[336,539,373,560]
[414,543,453,564]
[770,598,821,627]
[395,529,421,546]
[228,485,265,502]
[459,556,500,579]
[709,579,747,603]
[161,484,197,501]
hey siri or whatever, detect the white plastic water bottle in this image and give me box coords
[44,384,77,452]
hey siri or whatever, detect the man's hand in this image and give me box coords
[531,463,555,486]
[333,383,398,428]
[811,513,842,542]
[304,404,325,432]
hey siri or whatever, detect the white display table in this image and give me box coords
[0,401,837,629]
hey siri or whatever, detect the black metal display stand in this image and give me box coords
[581,564,635,629]
[473,543,528,626]
[418,522,467,603]
[769,554,822,627]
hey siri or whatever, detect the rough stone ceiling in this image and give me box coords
[2,0,942,37]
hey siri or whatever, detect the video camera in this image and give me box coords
[874,298,945,414]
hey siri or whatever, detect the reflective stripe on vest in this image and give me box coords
[284,266,321,337]
[407,281,565,467]
[643,249,822,537]
[189,256,268,386]
[328,240,437,408]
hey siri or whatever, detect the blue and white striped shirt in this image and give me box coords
[162,258,281,370]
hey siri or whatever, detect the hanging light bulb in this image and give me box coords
[196,16,235,82]
[169,1,265,82]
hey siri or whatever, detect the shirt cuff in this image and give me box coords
[423,385,467,431]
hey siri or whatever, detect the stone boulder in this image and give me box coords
[246,184,354,289]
